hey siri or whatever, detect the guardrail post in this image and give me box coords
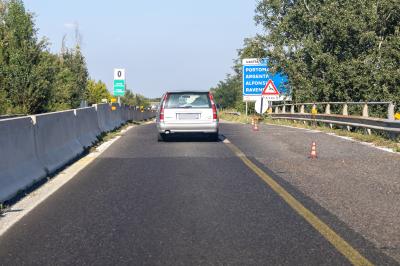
[282,105,286,114]
[274,106,279,114]
[388,102,395,120]
[342,103,348,116]
[342,104,351,130]
[362,103,372,135]
[325,103,331,115]
[324,104,333,128]
[300,105,305,114]
[290,105,295,114]
[362,103,369,117]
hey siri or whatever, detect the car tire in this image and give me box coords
[157,133,166,142]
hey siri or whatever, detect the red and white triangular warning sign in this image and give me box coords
[262,80,279,95]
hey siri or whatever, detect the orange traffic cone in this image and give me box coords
[251,118,255,126]
[253,120,259,131]
[309,141,317,159]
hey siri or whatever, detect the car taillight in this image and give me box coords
[159,93,169,122]
[209,93,218,120]
[212,105,218,120]
[159,108,164,121]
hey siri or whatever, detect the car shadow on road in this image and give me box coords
[161,133,223,143]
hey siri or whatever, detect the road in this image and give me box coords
[0,122,399,265]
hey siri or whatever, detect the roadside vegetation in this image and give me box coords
[0,0,89,114]
[219,110,250,124]
[219,110,400,153]
[0,203,5,216]
[121,90,152,108]
[214,1,399,149]
[212,1,400,114]
[0,0,150,115]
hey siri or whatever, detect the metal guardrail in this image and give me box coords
[270,102,400,135]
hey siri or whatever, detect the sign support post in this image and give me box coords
[255,96,268,115]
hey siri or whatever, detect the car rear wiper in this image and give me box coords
[182,105,193,108]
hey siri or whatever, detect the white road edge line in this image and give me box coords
[0,124,137,237]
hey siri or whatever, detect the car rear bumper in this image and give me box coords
[157,121,219,133]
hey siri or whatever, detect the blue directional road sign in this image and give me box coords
[242,58,290,102]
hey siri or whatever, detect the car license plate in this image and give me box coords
[178,113,200,120]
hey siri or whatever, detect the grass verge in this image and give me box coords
[0,203,7,217]
[220,110,400,153]
[219,110,250,124]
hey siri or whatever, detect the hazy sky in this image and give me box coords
[24,0,260,98]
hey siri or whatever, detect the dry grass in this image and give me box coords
[219,110,253,124]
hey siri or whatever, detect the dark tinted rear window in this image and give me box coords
[165,92,211,108]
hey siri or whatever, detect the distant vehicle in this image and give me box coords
[156,91,219,141]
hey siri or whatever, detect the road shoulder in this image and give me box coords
[0,125,135,237]
[221,122,400,263]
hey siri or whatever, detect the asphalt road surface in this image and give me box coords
[0,122,398,265]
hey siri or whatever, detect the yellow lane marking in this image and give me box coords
[224,141,373,266]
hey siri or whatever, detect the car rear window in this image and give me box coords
[165,92,211,108]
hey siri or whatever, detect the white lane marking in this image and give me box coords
[264,123,399,155]
[325,133,397,154]
[90,136,121,156]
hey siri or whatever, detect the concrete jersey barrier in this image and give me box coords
[34,110,84,174]
[0,105,155,203]
[110,106,124,128]
[94,104,114,132]
[125,106,133,121]
[0,117,46,202]
[75,107,102,148]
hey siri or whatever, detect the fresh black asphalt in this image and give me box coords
[0,123,397,265]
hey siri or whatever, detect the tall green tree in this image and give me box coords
[255,0,400,104]
[46,47,89,111]
[60,47,89,108]
[87,79,111,104]
[0,0,90,114]
[212,75,242,110]
[121,90,150,107]
[0,0,52,114]
[212,37,268,111]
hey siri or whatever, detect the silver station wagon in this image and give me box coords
[156,91,219,141]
